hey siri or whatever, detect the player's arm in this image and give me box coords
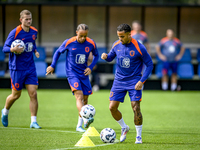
[87,44,99,71]
[32,35,40,58]
[139,43,154,83]
[46,40,67,75]
[2,30,23,54]
[145,42,150,54]
[85,44,99,76]
[156,43,167,61]
[175,46,185,61]
[101,48,116,62]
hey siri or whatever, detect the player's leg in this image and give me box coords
[74,90,85,132]
[68,77,86,132]
[129,88,142,144]
[81,78,94,128]
[109,90,129,142]
[131,101,143,144]
[26,84,41,129]
[162,62,169,90]
[1,89,22,127]
[1,70,23,127]
[170,62,178,91]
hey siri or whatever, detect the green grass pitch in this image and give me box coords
[0,89,200,150]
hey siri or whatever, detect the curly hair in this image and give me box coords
[117,24,131,33]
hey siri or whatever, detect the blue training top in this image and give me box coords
[106,38,153,83]
[51,36,99,79]
[3,25,37,71]
[158,37,183,62]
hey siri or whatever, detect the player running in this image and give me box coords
[46,24,99,132]
[1,10,41,129]
[101,24,153,143]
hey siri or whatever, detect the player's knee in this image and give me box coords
[133,105,140,113]
[12,93,21,100]
[29,91,37,99]
[109,105,117,112]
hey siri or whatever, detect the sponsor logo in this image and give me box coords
[72,48,77,50]
[76,54,86,64]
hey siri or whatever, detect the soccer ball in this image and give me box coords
[11,39,25,54]
[80,104,95,119]
[100,128,116,143]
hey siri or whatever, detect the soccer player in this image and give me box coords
[46,24,99,132]
[101,24,153,143]
[131,21,150,53]
[156,29,185,91]
[1,10,41,129]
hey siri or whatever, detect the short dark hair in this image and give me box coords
[117,24,131,33]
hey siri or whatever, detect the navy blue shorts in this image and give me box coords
[67,76,92,95]
[10,68,38,91]
[109,80,142,102]
[162,61,177,75]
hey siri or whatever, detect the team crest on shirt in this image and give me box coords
[76,54,86,64]
[85,47,90,53]
[120,57,130,68]
[32,35,36,40]
[130,50,135,57]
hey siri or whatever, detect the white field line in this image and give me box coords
[0,126,78,134]
[0,126,118,149]
[50,143,114,150]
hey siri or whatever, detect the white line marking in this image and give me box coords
[0,127,118,149]
[50,143,114,150]
[0,126,79,134]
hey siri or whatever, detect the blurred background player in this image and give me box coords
[101,24,153,143]
[131,21,150,54]
[1,10,41,129]
[46,24,99,132]
[156,29,185,91]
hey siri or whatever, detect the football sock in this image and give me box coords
[3,107,9,115]
[31,116,37,123]
[117,118,127,128]
[171,83,177,91]
[77,116,83,128]
[162,82,168,90]
[135,125,142,137]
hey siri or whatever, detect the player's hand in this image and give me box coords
[10,44,24,54]
[175,54,182,61]
[101,53,108,60]
[135,81,143,90]
[84,68,91,76]
[159,54,167,61]
[35,51,40,58]
[46,66,54,75]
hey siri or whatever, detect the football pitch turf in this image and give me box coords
[0,89,200,150]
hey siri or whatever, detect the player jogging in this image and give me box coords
[1,10,41,129]
[46,24,99,132]
[101,24,153,143]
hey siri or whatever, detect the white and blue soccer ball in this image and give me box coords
[11,39,25,54]
[100,128,116,143]
[80,104,95,119]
